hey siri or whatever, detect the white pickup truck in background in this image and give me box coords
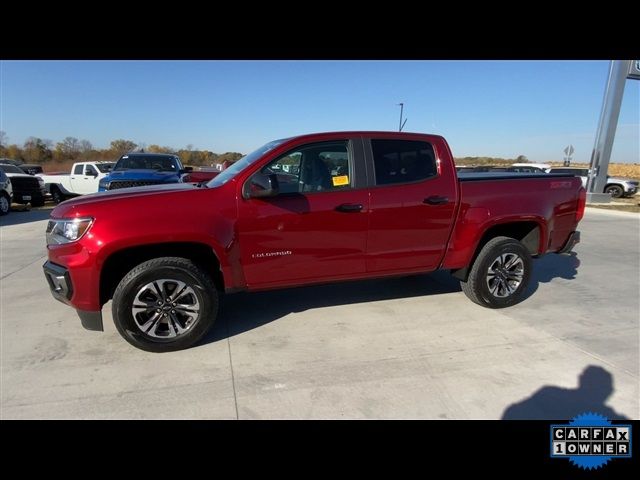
[39,161,114,203]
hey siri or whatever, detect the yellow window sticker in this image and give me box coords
[332,175,349,186]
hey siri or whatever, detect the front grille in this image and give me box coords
[10,177,42,193]
[11,177,42,195]
[108,180,164,190]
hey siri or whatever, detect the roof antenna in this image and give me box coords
[397,103,408,132]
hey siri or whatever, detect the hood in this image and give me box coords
[4,172,37,180]
[55,182,202,211]
[104,169,182,181]
[607,176,638,183]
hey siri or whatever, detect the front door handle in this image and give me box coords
[423,196,449,205]
[336,203,364,213]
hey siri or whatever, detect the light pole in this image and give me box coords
[397,103,407,132]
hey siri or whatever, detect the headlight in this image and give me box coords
[99,181,110,189]
[46,217,93,245]
[37,177,45,186]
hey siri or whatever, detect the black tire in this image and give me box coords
[604,184,623,198]
[31,198,45,207]
[0,193,10,215]
[460,236,532,308]
[51,187,65,204]
[112,257,218,352]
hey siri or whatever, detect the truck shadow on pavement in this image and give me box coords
[0,207,53,227]
[501,365,630,420]
[205,270,462,344]
[520,252,581,302]
[204,253,580,345]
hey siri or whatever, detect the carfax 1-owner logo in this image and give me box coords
[551,412,632,470]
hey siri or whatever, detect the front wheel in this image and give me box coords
[460,236,532,308]
[0,193,10,215]
[112,257,218,352]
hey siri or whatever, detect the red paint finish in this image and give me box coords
[366,136,458,273]
[237,189,369,288]
[45,131,584,319]
[441,175,583,269]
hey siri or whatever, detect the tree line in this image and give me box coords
[0,132,243,167]
[0,131,532,169]
[454,155,529,166]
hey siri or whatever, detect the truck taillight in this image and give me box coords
[576,187,586,222]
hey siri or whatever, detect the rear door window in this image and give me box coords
[371,140,437,186]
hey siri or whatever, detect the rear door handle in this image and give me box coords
[423,196,449,205]
[335,203,364,213]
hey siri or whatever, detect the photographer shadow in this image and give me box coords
[502,365,630,420]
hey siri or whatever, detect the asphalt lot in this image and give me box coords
[0,207,638,419]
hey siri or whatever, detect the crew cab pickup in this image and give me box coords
[43,132,585,352]
[39,161,114,203]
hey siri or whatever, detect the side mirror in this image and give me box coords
[86,170,98,177]
[183,166,193,173]
[243,173,279,199]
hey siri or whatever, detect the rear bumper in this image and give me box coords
[558,231,580,254]
[43,261,103,331]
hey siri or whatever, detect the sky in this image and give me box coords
[1,60,638,163]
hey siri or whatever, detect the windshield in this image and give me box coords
[0,164,25,174]
[96,162,115,173]
[115,155,179,172]
[207,139,288,188]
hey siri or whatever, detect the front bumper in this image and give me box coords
[43,261,103,331]
[43,261,73,303]
[558,231,580,254]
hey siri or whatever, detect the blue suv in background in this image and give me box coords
[98,153,192,191]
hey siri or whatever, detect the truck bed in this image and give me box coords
[442,173,584,270]
[457,172,576,181]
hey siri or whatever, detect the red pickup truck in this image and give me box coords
[43,132,585,352]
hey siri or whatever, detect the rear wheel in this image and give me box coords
[0,193,10,215]
[604,184,624,198]
[112,257,218,352]
[51,187,65,204]
[461,236,532,308]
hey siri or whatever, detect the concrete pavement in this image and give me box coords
[1,207,638,419]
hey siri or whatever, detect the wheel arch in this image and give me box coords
[99,242,224,307]
[451,220,542,281]
[604,183,624,196]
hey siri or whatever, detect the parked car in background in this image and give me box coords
[456,165,545,174]
[18,164,44,175]
[183,167,220,183]
[98,153,191,191]
[39,161,115,203]
[512,162,551,171]
[546,167,638,198]
[0,169,13,215]
[508,165,547,173]
[0,163,46,207]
